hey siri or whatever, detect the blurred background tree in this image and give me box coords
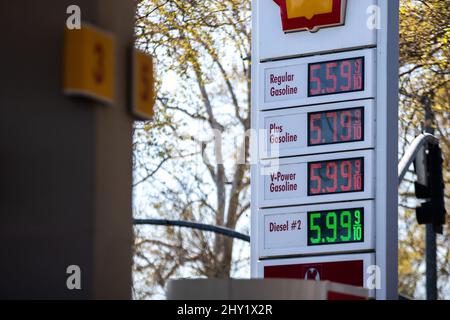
[132,0,449,299]
[398,0,449,299]
[132,0,251,299]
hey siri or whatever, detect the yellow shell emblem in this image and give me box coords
[286,0,334,20]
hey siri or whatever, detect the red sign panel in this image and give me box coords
[264,260,364,287]
[274,0,347,33]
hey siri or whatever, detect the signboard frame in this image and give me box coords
[373,0,399,300]
[259,200,374,258]
[258,149,374,208]
[259,99,375,159]
[251,0,399,300]
[259,48,376,111]
[257,0,377,61]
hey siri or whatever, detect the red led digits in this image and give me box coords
[353,109,363,140]
[353,59,363,90]
[308,158,364,196]
[354,159,362,191]
[340,110,352,142]
[326,162,338,193]
[326,111,338,142]
[308,57,364,97]
[309,113,322,144]
[309,64,322,96]
[340,160,353,192]
[340,60,352,91]
[309,163,322,195]
[308,107,364,146]
[326,62,337,94]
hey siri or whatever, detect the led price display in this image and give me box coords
[308,107,364,146]
[308,157,364,196]
[308,208,364,246]
[308,57,364,97]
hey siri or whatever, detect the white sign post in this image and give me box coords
[251,0,399,299]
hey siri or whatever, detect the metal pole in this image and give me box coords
[134,218,250,242]
[426,224,437,299]
[423,96,437,300]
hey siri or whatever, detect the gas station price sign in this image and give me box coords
[253,0,399,299]
[308,208,364,246]
[259,100,374,159]
[259,150,373,208]
[259,48,375,111]
[259,201,374,257]
[308,157,363,196]
[308,107,364,146]
[308,57,364,97]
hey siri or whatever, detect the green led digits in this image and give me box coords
[307,208,364,246]
[326,212,337,242]
[309,213,322,244]
[340,211,351,242]
[353,210,362,241]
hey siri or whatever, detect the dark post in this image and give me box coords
[422,96,437,300]
[0,0,135,299]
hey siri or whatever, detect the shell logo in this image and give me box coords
[304,268,321,281]
[274,0,347,33]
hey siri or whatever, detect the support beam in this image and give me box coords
[0,0,135,299]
